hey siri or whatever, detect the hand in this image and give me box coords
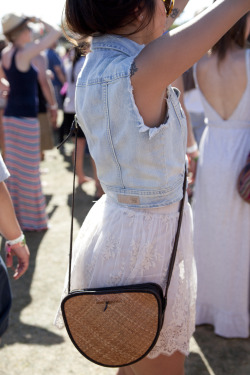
[0,90,9,99]
[29,17,41,24]
[5,243,30,280]
[49,108,58,128]
[187,149,199,184]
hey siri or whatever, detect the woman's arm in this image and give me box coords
[172,75,199,182]
[172,76,196,149]
[0,63,8,88]
[0,181,30,280]
[21,19,61,62]
[133,0,250,104]
[33,54,58,127]
[165,0,189,30]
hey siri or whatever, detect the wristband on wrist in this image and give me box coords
[50,104,58,110]
[187,143,198,154]
[6,233,26,246]
[5,233,26,255]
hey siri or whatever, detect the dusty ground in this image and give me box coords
[0,144,249,375]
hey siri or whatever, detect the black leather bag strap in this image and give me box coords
[164,168,187,305]
[57,116,78,294]
[59,117,187,296]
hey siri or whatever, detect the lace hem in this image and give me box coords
[54,196,197,357]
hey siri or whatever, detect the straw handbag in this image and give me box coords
[59,118,187,368]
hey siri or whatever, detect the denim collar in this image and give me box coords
[92,34,145,57]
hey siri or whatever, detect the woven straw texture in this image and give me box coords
[63,292,160,367]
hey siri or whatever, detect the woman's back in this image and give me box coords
[195,48,249,123]
[193,46,250,339]
[2,48,38,117]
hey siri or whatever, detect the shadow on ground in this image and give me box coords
[185,325,250,375]
[0,197,63,347]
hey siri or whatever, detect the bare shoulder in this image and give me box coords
[233,48,248,62]
[197,54,214,73]
[1,46,14,69]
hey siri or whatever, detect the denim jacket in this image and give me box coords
[75,35,187,208]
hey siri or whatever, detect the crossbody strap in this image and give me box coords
[164,168,187,306]
[57,116,78,294]
[58,117,187,295]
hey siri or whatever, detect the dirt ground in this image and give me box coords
[0,144,249,375]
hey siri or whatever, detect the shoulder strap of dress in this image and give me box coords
[245,49,250,87]
[192,63,199,89]
[10,48,19,69]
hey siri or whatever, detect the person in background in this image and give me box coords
[0,13,61,231]
[182,67,205,147]
[61,42,103,197]
[33,52,58,160]
[172,74,199,199]
[0,152,30,340]
[193,10,250,339]
[60,44,93,185]
[0,35,8,157]
[46,41,66,113]
[54,1,250,375]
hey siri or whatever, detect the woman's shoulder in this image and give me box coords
[79,50,134,85]
[1,45,14,68]
[196,53,214,72]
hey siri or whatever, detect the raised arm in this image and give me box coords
[133,0,250,99]
[165,0,189,30]
[20,19,61,62]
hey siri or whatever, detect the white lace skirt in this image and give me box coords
[55,194,197,358]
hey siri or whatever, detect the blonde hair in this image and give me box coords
[4,21,29,43]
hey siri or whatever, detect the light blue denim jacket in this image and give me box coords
[75,35,187,208]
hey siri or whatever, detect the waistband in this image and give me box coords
[104,192,189,215]
[103,179,185,209]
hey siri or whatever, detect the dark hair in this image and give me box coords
[63,0,156,44]
[211,13,249,62]
[71,40,90,82]
[183,67,195,92]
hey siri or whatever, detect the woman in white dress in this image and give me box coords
[55,1,250,374]
[193,12,250,338]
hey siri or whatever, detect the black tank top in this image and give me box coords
[3,49,38,117]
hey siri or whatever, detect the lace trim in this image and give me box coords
[54,199,196,358]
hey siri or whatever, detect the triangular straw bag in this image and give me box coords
[58,117,187,368]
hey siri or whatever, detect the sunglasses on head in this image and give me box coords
[163,0,175,17]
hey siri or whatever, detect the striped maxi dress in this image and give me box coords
[3,116,48,231]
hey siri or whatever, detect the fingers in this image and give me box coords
[13,258,29,280]
[5,251,13,268]
[9,245,30,280]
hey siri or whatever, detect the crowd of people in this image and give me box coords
[0,0,250,374]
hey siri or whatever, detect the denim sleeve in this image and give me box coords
[0,256,12,337]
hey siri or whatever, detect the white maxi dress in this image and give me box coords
[193,53,250,338]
